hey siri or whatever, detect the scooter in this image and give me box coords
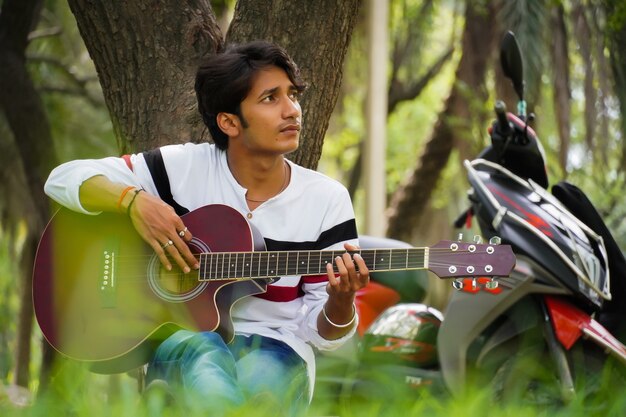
[440,31,626,404]
[315,31,626,408]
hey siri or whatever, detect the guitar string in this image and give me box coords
[94,267,502,286]
[112,249,498,265]
[112,250,498,265]
[111,247,498,260]
[105,249,505,282]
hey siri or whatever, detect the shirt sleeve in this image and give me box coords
[43,144,201,214]
[44,156,144,215]
[299,282,360,351]
[295,185,360,350]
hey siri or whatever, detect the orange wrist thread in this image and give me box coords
[116,186,136,212]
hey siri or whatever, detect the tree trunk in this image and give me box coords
[386,1,496,242]
[550,3,571,175]
[227,0,362,170]
[572,2,596,152]
[66,0,224,153]
[68,0,361,168]
[591,6,611,166]
[604,0,626,173]
[0,0,56,388]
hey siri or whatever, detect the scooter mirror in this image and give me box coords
[500,31,525,101]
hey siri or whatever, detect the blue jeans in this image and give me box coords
[145,330,309,415]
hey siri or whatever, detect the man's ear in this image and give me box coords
[216,112,241,137]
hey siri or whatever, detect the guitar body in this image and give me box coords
[33,203,516,374]
[33,204,269,373]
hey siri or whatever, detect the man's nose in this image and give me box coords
[283,97,301,118]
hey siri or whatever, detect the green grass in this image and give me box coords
[2,358,626,417]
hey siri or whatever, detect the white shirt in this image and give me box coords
[44,142,359,396]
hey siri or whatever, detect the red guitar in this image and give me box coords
[32,204,515,373]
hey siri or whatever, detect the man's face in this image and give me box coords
[235,66,302,155]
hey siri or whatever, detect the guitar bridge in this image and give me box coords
[100,246,117,308]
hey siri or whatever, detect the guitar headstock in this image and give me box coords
[427,238,515,279]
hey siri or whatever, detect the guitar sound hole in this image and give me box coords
[156,266,200,295]
[147,238,209,302]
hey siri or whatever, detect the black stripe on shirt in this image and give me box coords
[264,218,358,251]
[142,148,190,216]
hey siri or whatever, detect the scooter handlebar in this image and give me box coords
[494,100,512,137]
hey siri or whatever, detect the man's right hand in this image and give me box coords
[79,175,199,273]
[126,190,199,273]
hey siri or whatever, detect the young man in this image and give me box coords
[44,41,369,414]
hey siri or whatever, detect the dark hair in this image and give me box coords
[195,40,306,150]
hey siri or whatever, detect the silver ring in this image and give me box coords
[178,227,188,237]
[162,240,173,249]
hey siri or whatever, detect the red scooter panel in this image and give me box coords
[355,282,401,336]
[545,295,626,365]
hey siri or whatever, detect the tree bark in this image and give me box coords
[550,3,571,175]
[0,0,56,388]
[67,0,224,153]
[603,0,626,173]
[386,1,496,242]
[67,0,361,168]
[227,0,362,169]
[591,6,611,166]
[572,2,596,151]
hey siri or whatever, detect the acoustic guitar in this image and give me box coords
[32,204,515,373]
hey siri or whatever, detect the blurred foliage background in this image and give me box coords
[1,0,626,413]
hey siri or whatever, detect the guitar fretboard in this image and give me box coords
[198,248,427,281]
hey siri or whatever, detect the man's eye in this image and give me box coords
[262,95,275,102]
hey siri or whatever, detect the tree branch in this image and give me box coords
[28,53,98,86]
[27,26,62,40]
[388,46,454,114]
[27,53,104,106]
[38,86,105,106]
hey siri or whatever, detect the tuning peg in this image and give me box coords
[452,279,464,290]
[489,236,502,245]
[473,235,483,244]
[485,278,499,290]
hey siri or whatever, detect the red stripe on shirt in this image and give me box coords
[255,282,304,302]
[121,154,133,171]
[254,275,329,302]
[302,274,329,284]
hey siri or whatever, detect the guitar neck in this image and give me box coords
[198,248,428,281]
